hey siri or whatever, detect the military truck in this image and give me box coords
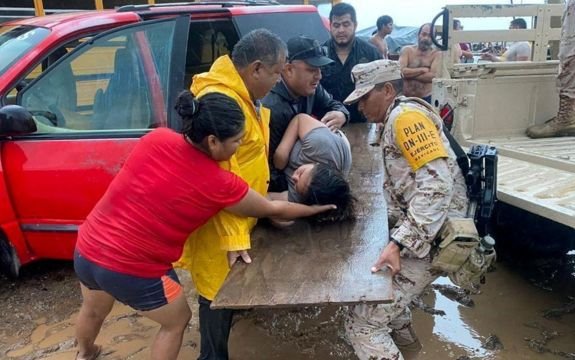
[431,4,574,254]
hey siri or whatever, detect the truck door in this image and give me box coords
[2,17,186,264]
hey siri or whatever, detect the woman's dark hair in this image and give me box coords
[175,91,244,144]
[303,163,355,222]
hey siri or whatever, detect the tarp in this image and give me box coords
[357,25,419,56]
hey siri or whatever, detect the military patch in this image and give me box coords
[394,110,448,171]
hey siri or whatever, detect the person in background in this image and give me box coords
[370,15,394,59]
[454,19,474,63]
[399,23,441,103]
[73,92,334,360]
[263,35,349,192]
[321,2,381,123]
[342,59,468,360]
[272,113,354,222]
[527,0,575,137]
[177,29,287,360]
[481,18,531,62]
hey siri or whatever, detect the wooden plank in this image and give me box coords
[212,124,393,309]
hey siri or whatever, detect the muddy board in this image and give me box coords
[212,124,392,309]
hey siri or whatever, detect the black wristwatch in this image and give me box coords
[390,238,405,251]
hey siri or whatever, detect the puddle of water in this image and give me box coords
[413,262,575,360]
[429,277,493,358]
[2,259,574,360]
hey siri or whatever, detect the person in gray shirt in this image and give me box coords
[272,113,354,221]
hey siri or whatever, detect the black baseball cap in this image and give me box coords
[287,36,333,67]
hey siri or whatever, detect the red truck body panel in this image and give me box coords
[0,4,329,273]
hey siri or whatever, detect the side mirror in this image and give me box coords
[0,105,37,136]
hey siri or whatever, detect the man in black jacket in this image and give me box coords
[263,35,349,191]
[321,3,381,123]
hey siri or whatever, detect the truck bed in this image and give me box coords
[472,136,575,228]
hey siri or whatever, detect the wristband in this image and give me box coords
[390,238,405,251]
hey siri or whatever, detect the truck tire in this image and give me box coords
[0,235,20,279]
[494,203,575,257]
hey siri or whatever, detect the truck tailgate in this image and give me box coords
[472,136,575,228]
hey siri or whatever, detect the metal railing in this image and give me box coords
[431,4,564,77]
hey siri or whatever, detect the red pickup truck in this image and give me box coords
[0,2,329,277]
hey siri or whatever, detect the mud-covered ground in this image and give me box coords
[1,251,574,360]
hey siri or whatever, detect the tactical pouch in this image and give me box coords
[431,218,480,273]
[449,245,496,292]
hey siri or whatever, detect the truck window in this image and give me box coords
[19,19,176,133]
[233,12,329,45]
[0,25,50,76]
[184,19,239,88]
[5,37,94,105]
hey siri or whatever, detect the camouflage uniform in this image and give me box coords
[345,99,469,360]
[527,0,575,138]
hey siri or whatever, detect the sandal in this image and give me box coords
[75,344,102,360]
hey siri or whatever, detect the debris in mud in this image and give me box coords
[483,334,503,350]
[411,296,446,316]
[431,284,475,307]
[238,306,353,358]
[524,322,574,359]
[456,356,471,360]
[13,339,75,360]
[524,338,575,359]
[543,298,575,319]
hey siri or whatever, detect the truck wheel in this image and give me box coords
[0,237,20,279]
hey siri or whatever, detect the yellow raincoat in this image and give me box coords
[176,55,270,300]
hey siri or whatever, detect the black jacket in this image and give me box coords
[321,38,381,123]
[263,79,349,158]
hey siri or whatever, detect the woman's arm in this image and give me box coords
[225,189,335,219]
[273,114,325,170]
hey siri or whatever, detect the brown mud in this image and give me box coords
[1,252,574,360]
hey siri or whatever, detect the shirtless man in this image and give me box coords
[399,23,441,103]
[370,15,393,59]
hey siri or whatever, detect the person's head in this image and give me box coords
[231,29,287,100]
[453,19,462,31]
[176,91,244,162]
[376,15,394,36]
[329,3,358,47]
[292,163,354,222]
[418,23,433,51]
[283,36,333,97]
[344,60,403,123]
[509,18,527,30]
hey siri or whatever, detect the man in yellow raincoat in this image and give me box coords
[177,29,287,360]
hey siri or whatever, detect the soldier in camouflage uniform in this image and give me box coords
[527,0,575,138]
[342,60,469,360]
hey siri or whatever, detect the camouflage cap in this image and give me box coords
[343,60,402,105]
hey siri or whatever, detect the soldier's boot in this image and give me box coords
[391,323,422,353]
[526,95,575,138]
